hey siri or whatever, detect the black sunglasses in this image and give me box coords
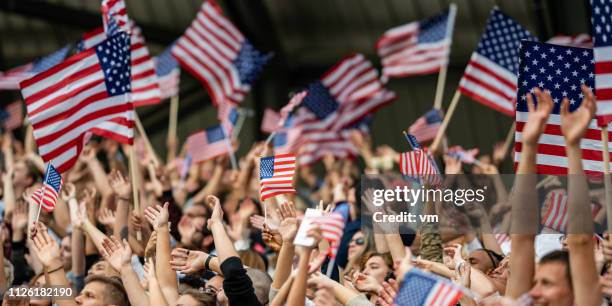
[350,238,365,246]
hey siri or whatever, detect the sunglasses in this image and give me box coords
[350,238,365,246]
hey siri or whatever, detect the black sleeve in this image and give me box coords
[220,256,261,306]
[11,240,33,285]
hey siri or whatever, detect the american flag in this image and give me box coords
[273,125,303,154]
[376,4,456,79]
[218,103,239,137]
[547,34,593,48]
[0,46,70,90]
[287,54,394,164]
[259,153,296,201]
[154,46,180,100]
[458,9,537,116]
[447,146,479,164]
[592,0,612,126]
[514,41,603,174]
[261,108,280,133]
[312,212,345,258]
[171,0,271,107]
[541,189,602,232]
[404,133,422,150]
[102,0,129,33]
[279,90,308,128]
[399,149,442,186]
[395,268,463,306]
[1,100,23,131]
[179,153,192,181]
[30,164,63,213]
[20,33,132,173]
[186,125,230,163]
[407,109,443,143]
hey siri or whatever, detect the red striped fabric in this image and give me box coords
[547,34,593,48]
[312,212,345,258]
[592,0,612,126]
[259,153,296,201]
[3,100,23,131]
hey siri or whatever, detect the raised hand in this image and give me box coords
[522,88,554,146]
[72,201,88,229]
[100,236,132,272]
[206,195,223,230]
[377,279,398,306]
[444,155,463,175]
[353,272,382,294]
[30,222,62,269]
[560,84,597,146]
[97,208,117,228]
[262,224,282,252]
[144,202,169,229]
[169,248,207,274]
[60,183,75,202]
[79,146,97,163]
[453,262,471,288]
[109,170,131,199]
[277,202,299,243]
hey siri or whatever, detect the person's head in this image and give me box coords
[88,260,119,278]
[75,275,128,306]
[246,267,272,305]
[238,250,266,272]
[28,273,50,306]
[469,249,503,274]
[204,275,226,304]
[61,234,72,269]
[528,250,573,306]
[360,252,394,284]
[348,229,374,262]
[175,288,215,306]
[179,203,210,248]
[12,159,40,189]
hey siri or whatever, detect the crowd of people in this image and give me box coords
[0,86,611,306]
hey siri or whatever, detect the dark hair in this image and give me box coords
[539,250,571,286]
[84,275,129,306]
[479,248,504,269]
[360,252,394,272]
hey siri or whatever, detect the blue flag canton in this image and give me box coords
[516,41,594,113]
[418,8,451,43]
[45,165,63,192]
[424,109,443,124]
[395,269,441,305]
[31,45,71,73]
[97,32,131,97]
[476,9,536,75]
[228,107,239,125]
[105,14,121,36]
[406,134,421,149]
[302,82,339,120]
[273,132,288,147]
[205,125,225,143]
[592,0,612,46]
[233,39,272,86]
[156,45,179,76]
[259,157,275,179]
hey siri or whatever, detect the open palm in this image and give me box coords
[522,88,554,146]
[560,85,596,146]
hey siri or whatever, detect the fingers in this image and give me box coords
[560,98,570,116]
[526,91,536,113]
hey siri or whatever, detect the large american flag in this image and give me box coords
[458,9,537,116]
[592,0,612,126]
[399,149,442,186]
[30,164,63,213]
[312,212,345,258]
[287,54,394,164]
[395,268,463,306]
[407,109,443,143]
[259,153,296,201]
[547,34,593,48]
[172,0,271,107]
[186,125,230,163]
[376,4,456,79]
[20,33,133,173]
[154,46,180,100]
[514,41,602,174]
[0,46,70,90]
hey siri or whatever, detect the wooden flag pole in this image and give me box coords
[601,126,612,236]
[168,95,179,145]
[134,112,161,167]
[433,65,449,110]
[500,122,516,161]
[129,146,142,241]
[431,90,461,153]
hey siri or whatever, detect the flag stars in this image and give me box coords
[566,49,573,55]
[540,53,547,59]
[548,61,554,67]
[556,69,561,75]
[572,71,578,77]
[553,97,559,103]
[564,63,571,68]
[538,81,545,88]
[532,59,539,65]
[562,91,568,97]
[539,67,546,73]
[546,75,553,81]
[582,50,589,57]
[571,85,577,91]
[554,83,560,89]
[570,98,576,105]
[573,57,580,62]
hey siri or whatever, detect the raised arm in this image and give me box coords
[560,85,602,306]
[109,170,132,240]
[271,202,299,290]
[507,88,553,298]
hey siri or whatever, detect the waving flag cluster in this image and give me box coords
[377,4,457,79]
[20,33,133,173]
[395,268,463,306]
[592,0,612,126]
[172,0,271,107]
[155,46,181,99]
[259,153,296,201]
[0,46,70,90]
[399,149,442,186]
[458,9,537,116]
[514,41,602,174]
[30,165,63,213]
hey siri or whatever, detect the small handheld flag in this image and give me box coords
[403,132,421,150]
[259,153,297,201]
[395,268,463,306]
[186,125,231,163]
[31,164,63,213]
